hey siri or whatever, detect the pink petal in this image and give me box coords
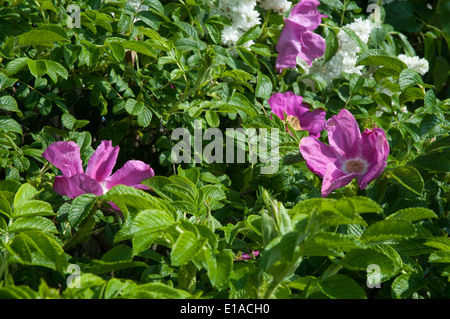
[321,162,357,197]
[295,31,327,66]
[275,21,305,71]
[299,137,338,178]
[357,128,389,189]
[241,250,260,260]
[298,108,326,138]
[42,141,84,177]
[86,140,120,183]
[104,160,155,192]
[275,20,326,72]
[53,174,103,198]
[268,92,308,120]
[326,109,362,161]
[288,0,327,31]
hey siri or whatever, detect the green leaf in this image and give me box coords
[13,200,55,218]
[14,183,38,208]
[348,196,383,214]
[204,250,233,289]
[7,231,68,272]
[428,250,450,263]
[90,259,148,274]
[120,40,157,57]
[205,111,220,127]
[255,71,273,99]
[120,282,191,299]
[341,248,401,281]
[0,96,20,112]
[68,193,98,229]
[399,87,424,104]
[318,274,366,299]
[5,57,30,76]
[391,273,426,299]
[44,60,68,81]
[130,209,175,237]
[236,47,259,72]
[27,59,47,78]
[8,216,56,234]
[356,49,407,72]
[125,99,144,115]
[388,166,424,196]
[323,27,338,64]
[0,286,39,299]
[16,28,69,47]
[361,220,416,244]
[386,207,437,222]
[236,25,262,46]
[170,231,207,266]
[399,69,424,91]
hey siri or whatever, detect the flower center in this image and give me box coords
[343,159,367,174]
[285,115,302,131]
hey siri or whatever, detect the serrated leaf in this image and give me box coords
[13,200,55,218]
[16,28,69,47]
[68,193,98,229]
[121,282,191,299]
[125,99,144,116]
[121,40,157,57]
[14,183,38,208]
[428,250,450,263]
[356,49,407,72]
[386,207,437,222]
[341,248,401,281]
[323,27,338,64]
[205,250,233,289]
[7,231,68,272]
[90,259,148,274]
[27,59,47,78]
[318,274,366,299]
[255,71,273,99]
[236,25,262,46]
[399,87,424,104]
[361,220,416,244]
[391,273,425,299]
[388,166,424,195]
[130,209,175,237]
[205,110,220,127]
[0,96,19,112]
[170,231,207,266]
[9,216,58,234]
[399,69,424,91]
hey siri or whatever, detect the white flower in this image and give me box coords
[259,0,292,14]
[397,54,429,75]
[221,25,242,47]
[209,0,261,46]
[302,18,378,85]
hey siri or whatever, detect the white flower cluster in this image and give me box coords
[302,18,378,85]
[259,0,292,14]
[209,0,261,47]
[397,54,429,75]
[209,0,291,47]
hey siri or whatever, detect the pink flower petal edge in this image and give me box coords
[43,140,154,199]
[299,109,389,197]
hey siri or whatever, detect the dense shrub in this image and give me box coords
[0,0,449,299]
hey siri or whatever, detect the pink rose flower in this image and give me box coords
[275,0,327,72]
[299,109,389,197]
[42,140,154,198]
[268,91,326,138]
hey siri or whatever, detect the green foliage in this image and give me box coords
[0,0,448,300]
